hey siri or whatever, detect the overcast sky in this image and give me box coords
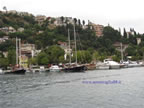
[0,0,144,33]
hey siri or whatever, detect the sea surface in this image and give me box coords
[0,67,144,108]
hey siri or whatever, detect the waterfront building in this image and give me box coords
[21,44,36,58]
[20,55,28,68]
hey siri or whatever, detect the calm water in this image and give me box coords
[0,67,144,108]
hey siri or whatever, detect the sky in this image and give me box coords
[0,0,144,33]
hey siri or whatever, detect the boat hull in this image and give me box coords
[49,69,61,72]
[63,65,86,72]
[5,69,26,74]
[96,65,109,70]
[109,65,120,69]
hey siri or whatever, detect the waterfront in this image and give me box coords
[0,67,144,108]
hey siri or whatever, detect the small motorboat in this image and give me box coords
[49,65,62,72]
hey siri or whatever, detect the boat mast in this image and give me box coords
[19,39,21,68]
[120,42,124,62]
[68,29,71,64]
[73,23,77,65]
[16,37,18,65]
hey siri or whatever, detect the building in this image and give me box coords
[7,10,17,14]
[20,55,28,68]
[136,38,141,45]
[20,43,41,68]
[0,26,16,34]
[21,44,36,58]
[54,17,75,26]
[0,36,9,44]
[88,22,104,37]
[54,17,65,26]
[35,15,47,25]
[57,41,72,60]
[17,27,24,32]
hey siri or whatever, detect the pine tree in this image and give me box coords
[123,28,127,38]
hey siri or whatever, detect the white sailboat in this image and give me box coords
[119,42,128,68]
[104,59,120,69]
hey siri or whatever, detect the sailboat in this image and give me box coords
[119,42,128,68]
[62,24,86,72]
[5,37,26,74]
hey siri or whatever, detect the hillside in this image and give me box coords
[0,10,144,66]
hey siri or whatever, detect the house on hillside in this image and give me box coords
[0,36,9,44]
[35,15,47,25]
[0,26,16,34]
[88,22,104,37]
[57,41,72,60]
[20,43,41,68]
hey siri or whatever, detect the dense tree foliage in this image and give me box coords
[0,12,144,68]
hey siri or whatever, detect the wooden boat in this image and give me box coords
[62,25,86,72]
[5,68,26,74]
[4,38,26,74]
[63,65,86,72]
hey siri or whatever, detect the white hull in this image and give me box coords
[49,69,61,72]
[0,69,3,74]
[49,65,61,72]
[96,65,109,70]
[128,64,142,68]
[109,65,120,69]
[104,59,120,69]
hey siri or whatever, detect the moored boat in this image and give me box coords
[63,64,86,72]
[49,65,62,72]
[127,61,142,68]
[96,62,109,70]
[104,59,120,69]
[5,68,26,74]
[0,68,3,74]
[62,25,86,72]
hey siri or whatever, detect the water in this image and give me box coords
[0,67,144,108]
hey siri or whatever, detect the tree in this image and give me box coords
[0,58,8,68]
[60,16,64,23]
[82,20,85,25]
[45,45,65,64]
[125,45,136,56]
[103,26,121,43]
[123,28,127,38]
[78,19,81,26]
[93,51,107,62]
[3,6,7,13]
[8,49,16,65]
[112,55,120,62]
[28,57,37,65]
[37,52,49,65]
[74,18,77,24]
[73,50,92,63]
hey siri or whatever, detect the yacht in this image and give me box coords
[104,59,120,69]
[127,61,142,68]
[49,65,61,72]
[4,38,26,74]
[62,25,86,72]
[0,68,3,74]
[96,62,109,70]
